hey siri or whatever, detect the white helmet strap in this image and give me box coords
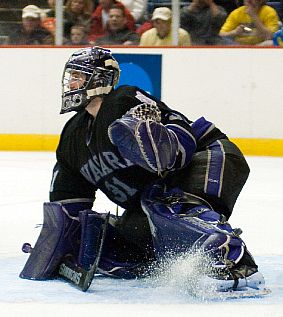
[86,86,112,97]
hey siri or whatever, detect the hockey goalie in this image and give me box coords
[20,46,265,294]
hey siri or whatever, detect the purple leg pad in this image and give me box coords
[19,202,81,280]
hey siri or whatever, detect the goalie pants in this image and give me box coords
[165,138,250,220]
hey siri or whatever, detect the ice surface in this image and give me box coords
[0,152,282,316]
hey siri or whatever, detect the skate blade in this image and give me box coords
[205,287,271,300]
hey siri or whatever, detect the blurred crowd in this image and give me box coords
[0,0,283,46]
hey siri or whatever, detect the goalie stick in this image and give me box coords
[58,212,110,292]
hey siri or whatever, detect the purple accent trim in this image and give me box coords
[205,141,224,197]
[191,117,213,140]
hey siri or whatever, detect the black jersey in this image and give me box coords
[50,85,226,210]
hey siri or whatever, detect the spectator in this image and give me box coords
[88,0,135,43]
[220,0,280,45]
[139,7,191,46]
[65,25,90,45]
[64,0,93,38]
[119,0,148,23]
[95,5,139,45]
[9,5,52,45]
[181,0,229,45]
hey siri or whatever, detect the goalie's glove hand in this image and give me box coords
[108,103,179,174]
[125,103,162,122]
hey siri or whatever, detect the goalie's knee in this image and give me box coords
[141,185,246,268]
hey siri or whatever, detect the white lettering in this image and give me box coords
[80,151,138,202]
[99,153,113,175]
[112,177,138,197]
[103,152,128,169]
[59,263,82,285]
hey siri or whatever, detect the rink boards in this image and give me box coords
[0,47,282,156]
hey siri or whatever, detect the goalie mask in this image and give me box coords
[61,46,120,114]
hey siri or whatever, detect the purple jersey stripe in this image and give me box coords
[204,141,225,197]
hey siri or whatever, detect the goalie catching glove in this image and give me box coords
[108,103,179,174]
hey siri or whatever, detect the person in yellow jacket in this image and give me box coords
[220,0,280,45]
[139,7,191,46]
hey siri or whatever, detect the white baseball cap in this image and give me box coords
[22,5,41,19]
[152,7,172,21]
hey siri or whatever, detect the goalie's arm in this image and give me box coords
[108,105,197,174]
[163,111,197,170]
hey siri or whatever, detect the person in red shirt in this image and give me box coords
[88,0,135,43]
